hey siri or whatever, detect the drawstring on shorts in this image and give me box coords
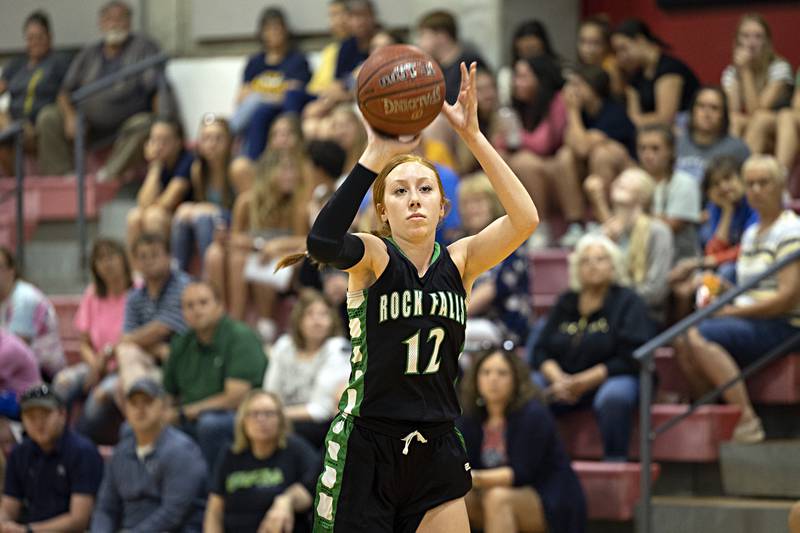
[400,430,428,455]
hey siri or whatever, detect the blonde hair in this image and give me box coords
[568,233,630,291]
[250,149,310,232]
[232,390,291,454]
[331,104,367,166]
[742,154,786,187]
[372,154,450,237]
[458,172,505,219]
[734,14,779,81]
[618,167,656,208]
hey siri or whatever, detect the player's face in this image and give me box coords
[577,244,614,289]
[477,352,514,407]
[512,60,538,103]
[300,300,333,347]
[636,132,671,176]
[380,163,444,241]
[692,89,724,136]
[459,193,494,236]
[578,23,606,66]
[244,395,281,444]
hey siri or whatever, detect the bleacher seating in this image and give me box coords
[573,460,661,521]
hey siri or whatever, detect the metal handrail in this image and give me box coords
[636,246,800,533]
[72,51,169,270]
[0,120,26,270]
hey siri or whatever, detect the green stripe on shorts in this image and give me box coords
[313,413,355,532]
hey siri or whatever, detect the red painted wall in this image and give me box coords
[582,1,800,84]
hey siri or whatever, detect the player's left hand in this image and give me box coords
[441,61,480,140]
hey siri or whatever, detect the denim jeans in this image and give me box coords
[235,89,311,160]
[534,371,639,461]
[170,213,217,273]
[179,410,235,468]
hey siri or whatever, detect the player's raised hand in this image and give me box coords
[358,112,421,172]
[441,62,480,140]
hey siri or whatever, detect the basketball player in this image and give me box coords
[299,63,539,532]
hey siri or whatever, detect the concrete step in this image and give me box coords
[23,220,97,294]
[648,495,794,533]
[558,404,741,462]
[720,440,800,499]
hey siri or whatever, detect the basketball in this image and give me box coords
[356,44,446,137]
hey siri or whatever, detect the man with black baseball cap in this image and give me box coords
[91,377,207,533]
[0,384,102,532]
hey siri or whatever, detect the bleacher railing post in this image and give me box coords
[639,353,654,533]
[75,109,87,274]
[14,129,25,271]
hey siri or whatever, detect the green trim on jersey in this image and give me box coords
[386,237,441,267]
[313,413,355,531]
[339,289,369,417]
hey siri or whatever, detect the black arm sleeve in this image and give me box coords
[306,163,377,269]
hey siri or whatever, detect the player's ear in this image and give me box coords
[376,203,388,223]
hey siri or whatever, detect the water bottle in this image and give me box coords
[496,106,522,152]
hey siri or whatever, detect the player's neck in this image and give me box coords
[392,235,436,277]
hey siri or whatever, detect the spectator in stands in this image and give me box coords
[675,155,800,443]
[460,174,532,346]
[306,0,350,99]
[0,10,70,176]
[458,348,586,533]
[670,157,758,320]
[163,281,267,467]
[511,19,559,63]
[0,331,41,420]
[638,124,702,263]
[221,150,309,333]
[417,10,488,107]
[561,64,636,246]
[91,377,207,533]
[675,86,750,182]
[116,233,189,394]
[611,19,700,127]
[577,16,624,98]
[127,119,194,248]
[776,71,800,174]
[603,168,673,324]
[0,246,64,379]
[0,384,103,532]
[496,55,566,248]
[723,14,793,152]
[263,289,349,449]
[327,104,366,174]
[204,390,318,533]
[455,66,499,175]
[533,234,656,460]
[52,239,132,442]
[230,7,311,164]
[170,115,236,274]
[303,0,377,122]
[37,0,163,182]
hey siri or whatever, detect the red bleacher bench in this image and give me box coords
[528,249,569,317]
[558,404,740,462]
[573,460,660,521]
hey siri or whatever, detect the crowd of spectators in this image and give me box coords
[2,0,800,531]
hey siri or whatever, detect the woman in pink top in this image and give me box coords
[496,55,574,248]
[53,239,132,442]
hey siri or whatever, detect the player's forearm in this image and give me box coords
[464,133,538,233]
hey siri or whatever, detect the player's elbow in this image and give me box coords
[306,233,341,264]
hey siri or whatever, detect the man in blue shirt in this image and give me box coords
[0,384,103,532]
[91,377,207,533]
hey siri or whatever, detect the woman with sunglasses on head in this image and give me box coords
[204,390,319,533]
[170,114,236,274]
[280,62,538,532]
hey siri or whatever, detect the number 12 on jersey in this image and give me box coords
[403,327,445,375]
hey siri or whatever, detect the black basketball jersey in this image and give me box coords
[339,237,467,423]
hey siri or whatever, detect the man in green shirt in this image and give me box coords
[163,281,267,467]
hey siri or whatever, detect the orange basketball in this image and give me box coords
[356,44,445,137]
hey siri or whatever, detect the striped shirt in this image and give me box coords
[123,270,189,335]
[722,58,793,106]
[736,210,800,325]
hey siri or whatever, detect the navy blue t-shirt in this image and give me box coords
[583,99,637,157]
[334,37,369,80]
[3,428,103,523]
[243,50,311,98]
[159,149,195,200]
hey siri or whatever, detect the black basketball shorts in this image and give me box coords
[312,413,473,533]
